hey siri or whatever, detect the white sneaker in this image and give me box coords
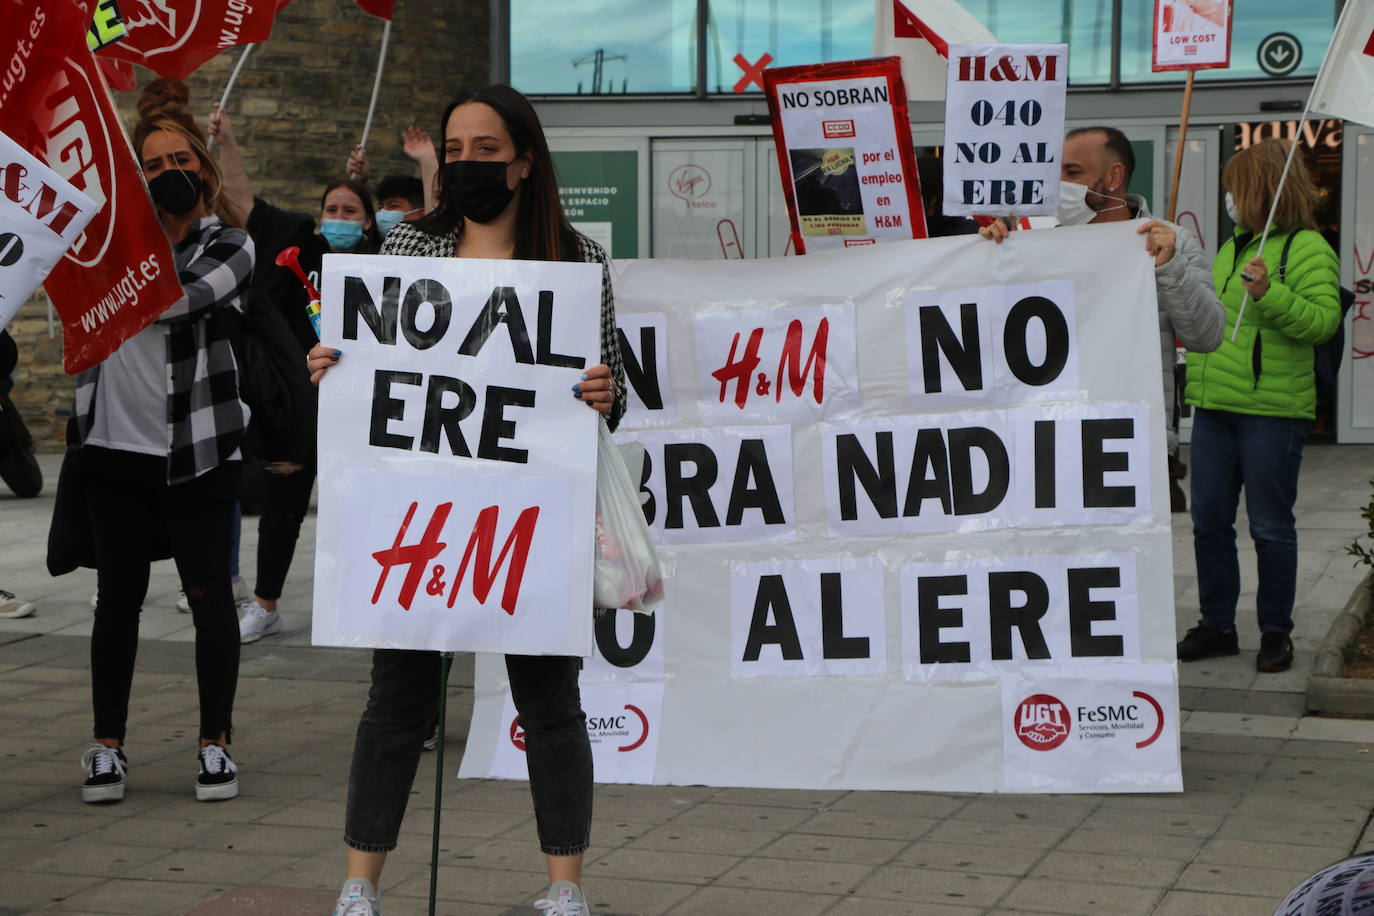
[89,591,98,610]
[333,877,381,916]
[534,881,588,914]
[0,589,35,618]
[238,601,280,644]
[178,578,248,613]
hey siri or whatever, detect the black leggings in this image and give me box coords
[84,447,241,743]
[254,461,315,601]
[344,650,592,855]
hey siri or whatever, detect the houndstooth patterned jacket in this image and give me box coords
[76,217,254,483]
[380,221,627,431]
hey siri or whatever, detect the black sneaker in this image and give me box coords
[1257,632,1294,672]
[196,744,239,801]
[81,744,128,803]
[1177,623,1239,661]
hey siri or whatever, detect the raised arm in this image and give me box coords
[402,126,439,213]
[157,226,255,324]
[207,104,254,222]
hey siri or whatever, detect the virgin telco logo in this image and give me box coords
[1013,690,1166,751]
[44,60,114,267]
[508,704,650,753]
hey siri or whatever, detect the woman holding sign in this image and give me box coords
[1178,139,1341,673]
[308,84,625,916]
[76,80,253,803]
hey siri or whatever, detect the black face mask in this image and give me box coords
[441,160,517,224]
[147,169,204,216]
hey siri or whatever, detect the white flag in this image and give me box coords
[873,0,997,101]
[0,131,98,335]
[1308,0,1374,128]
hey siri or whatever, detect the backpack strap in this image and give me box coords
[1277,231,1299,282]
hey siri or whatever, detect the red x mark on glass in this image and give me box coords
[1363,26,1374,57]
[733,52,774,93]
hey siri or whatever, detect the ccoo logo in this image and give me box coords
[1014,693,1070,751]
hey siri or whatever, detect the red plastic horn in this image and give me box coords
[274,246,321,300]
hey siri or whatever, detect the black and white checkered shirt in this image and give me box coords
[380,222,627,431]
[76,217,255,483]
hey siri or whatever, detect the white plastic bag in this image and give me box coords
[594,420,663,613]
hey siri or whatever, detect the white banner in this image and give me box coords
[0,131,97,333]
[460,223,1182,793]
[943,43,1068,218]
[1151,0,1233,72]
[312,254,602,655]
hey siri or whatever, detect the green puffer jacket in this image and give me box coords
[1184,228,1340,419]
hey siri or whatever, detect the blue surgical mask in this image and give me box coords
[375,209,408,237]
[321,218,365,251]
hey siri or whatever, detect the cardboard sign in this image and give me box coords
[0,0,183,375]
[0,132,98,334]
[943,43,1068,218]
[461,222,1183,794]
[1152,0,1234,72]
[311,254,604,655]
[763,57,926,255]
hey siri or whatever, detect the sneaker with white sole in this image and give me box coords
[178,578,249,613]
[81,744,128,803]
[0,589,35,618]
[533,881,588,914]
[238,601,281,643]
[333,877,381,916]
[196,744,238,801]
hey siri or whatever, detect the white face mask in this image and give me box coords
[1055,180,1128,226]
[1224,191,1240,226]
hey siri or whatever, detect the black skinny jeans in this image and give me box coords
[345,650,592,856]
[254,461,315,601]
[84,447,241,743]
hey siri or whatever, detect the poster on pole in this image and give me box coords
[763,57,927,255]
[462,221,1183,794]
[943,43,1068,218]
[0,132,98,334]
[311,253,603,655]
[1151,0,1234,72]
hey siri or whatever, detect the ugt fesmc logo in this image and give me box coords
[510,704,649,753]
[1013,691,1165,751]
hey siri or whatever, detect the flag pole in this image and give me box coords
[1226,0,1349,342]
[206,43,255,154]
[356,18,392,169]
[1165,69,1195,222]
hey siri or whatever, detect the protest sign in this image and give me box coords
[1152,0,1233,72]
[872,0,998,102]
[763,58,926,254]
[461,222,1183,793]
[0,132,98,334]
[943,43,1068,218]
[0,0,183,375]
[311,254,604,656]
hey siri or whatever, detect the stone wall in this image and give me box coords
[7,0,489,452]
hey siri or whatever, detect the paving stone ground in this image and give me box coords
[2,446,1373,915]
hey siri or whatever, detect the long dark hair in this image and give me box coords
[320,179,383,253]
[418,84,580,262]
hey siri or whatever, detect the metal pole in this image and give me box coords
[206,43,254,154]
[695,0,708,98]
[1109,0,1122,90]
[427,651,454,916]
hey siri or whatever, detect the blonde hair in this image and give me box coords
[132,79,242,228]
[1223,138,1319,235]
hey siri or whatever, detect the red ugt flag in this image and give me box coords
[97,0,285,80]
[355,0,393,19]
[1,0,184,374]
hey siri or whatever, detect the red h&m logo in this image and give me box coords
[371,501,540,615]
[822,119,856,139]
